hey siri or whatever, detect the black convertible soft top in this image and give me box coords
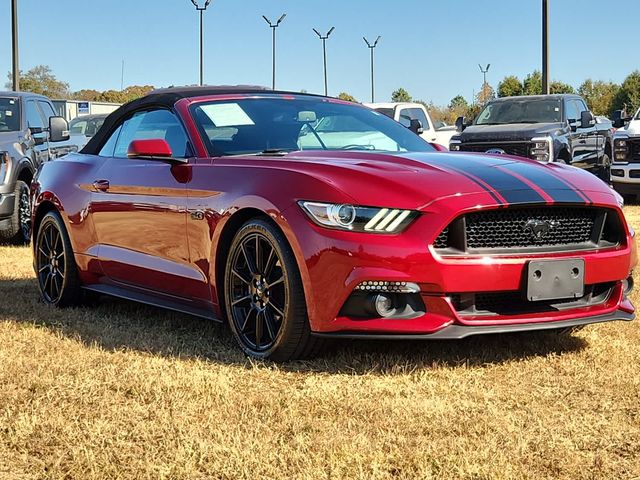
[81,85,324,155]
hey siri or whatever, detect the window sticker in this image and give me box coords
[200,103,255,127]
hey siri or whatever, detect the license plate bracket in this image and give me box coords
[526,259,585,302]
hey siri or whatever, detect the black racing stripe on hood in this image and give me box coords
[499,162,587,203]
[431,156,546,204]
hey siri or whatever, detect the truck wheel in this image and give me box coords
[596,154,611,183]
[0,180,31,244]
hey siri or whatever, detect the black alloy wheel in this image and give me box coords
[224,219,324,361]
[35,211,82,307]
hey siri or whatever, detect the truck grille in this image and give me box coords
[433,206,623,254]
[630,139,640,162]
[459,142,531,158]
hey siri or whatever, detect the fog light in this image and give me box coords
[623,275,634,296]
[611,169,625,177]
[368,294,394,317]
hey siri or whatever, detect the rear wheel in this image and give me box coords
[224,219,324,361]
[35,211,83,307]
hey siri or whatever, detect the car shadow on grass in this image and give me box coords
[0,277,589,374]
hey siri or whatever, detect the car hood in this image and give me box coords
[458,122,566,142]
[242,150,614,210]
[618,119,640,136]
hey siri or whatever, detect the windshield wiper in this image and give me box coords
[259,148,296,156]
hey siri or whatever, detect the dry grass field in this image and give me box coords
[1,208,640,480]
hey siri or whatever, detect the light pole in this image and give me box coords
[263,14,286,90]
[478,63,490,103]
[11,0,19,91]
[190,0,213,86]
[363,36,381,103]
[313,27,335,96]
[542,0,550,94]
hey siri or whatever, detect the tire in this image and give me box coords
[0,180,31,244]
[596,154,611,183]
[34,211,83,307]
[224,218,324,361]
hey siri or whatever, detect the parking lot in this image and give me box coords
[0,206,638,479]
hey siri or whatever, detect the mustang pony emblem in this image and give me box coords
[523,219,558,241]
[485,148,506,154]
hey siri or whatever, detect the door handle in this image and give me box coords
[92,179,110,192]
[579,140,586,144]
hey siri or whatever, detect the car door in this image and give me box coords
[37,100,73,158]
[398,107,433,142]
[24,98,50,165]
[89,108,200,299]
[565,99,588,167]
[575,98,599,168]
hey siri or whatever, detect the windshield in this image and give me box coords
[191,97,434,156]
[475,99,562,125]
[70,116,106,137]
[0,97,20,132]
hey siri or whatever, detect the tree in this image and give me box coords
[613,71,640,115]
[448,95,468,110]
[73,89,101,101]
[550,80,575,94]
[391,88,412,102]
[6,65,70,98]
[523,70,542,96]
[578,79,620,116]
[476,83,495,105]
[498,75,523,97]
[337,92,358,102]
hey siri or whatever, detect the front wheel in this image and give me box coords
[0,180,31,244]
[34,211,83,307]
[596,154,611,183]
[224,219,324,361]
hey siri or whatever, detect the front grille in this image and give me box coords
[450,282,615,317]
[630,139,640,162]
[433,206,623,254]
[459,142,531,158]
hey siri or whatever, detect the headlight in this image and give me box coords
[299,201,418,233]
[530,136,552,162]
[449,140,461,151]
[614,137,629,163]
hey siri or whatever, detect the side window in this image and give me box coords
[98,125,123,157]
[398,109,412,128]
[38,100,56,120]
[112,109,190,158]
[70,120,87,135]
[576,100,588,114]
[408,108,430,130]
[565,100,580,123]
[25,100,45,129]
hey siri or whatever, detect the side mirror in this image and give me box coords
[612,109,627,129]
[49,116,70,142]
[580,110,595,129]
[409,118,424,135]
[127,139,185,163]
[455,116,467,132]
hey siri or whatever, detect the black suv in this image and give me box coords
[0,92,72,243]
[450,94,612,181]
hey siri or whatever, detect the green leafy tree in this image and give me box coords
[391,88,412,102]
[497,75,523,97]
[550,80,575,94]
[73,89,101,101]
[337,92,358,102]
[448,95,468,110]
[613,71,640,114]
[6,65,70,98]
[523,70,542,95]
[578,79,620,116]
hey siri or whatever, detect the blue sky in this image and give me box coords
[0,0,637,105]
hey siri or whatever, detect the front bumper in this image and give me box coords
[313,307,635,339]
[283,190,636,336]
[612,164,640,195]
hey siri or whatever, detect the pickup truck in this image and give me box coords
[449,94,613,181]
[0,91,73,243]
[365,102,457,147]
[611,108,640,198]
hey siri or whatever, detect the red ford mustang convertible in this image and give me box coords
[31,87,637,360]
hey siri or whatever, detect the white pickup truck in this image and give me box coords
[612,108,640,198]
[364,102,457,147]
